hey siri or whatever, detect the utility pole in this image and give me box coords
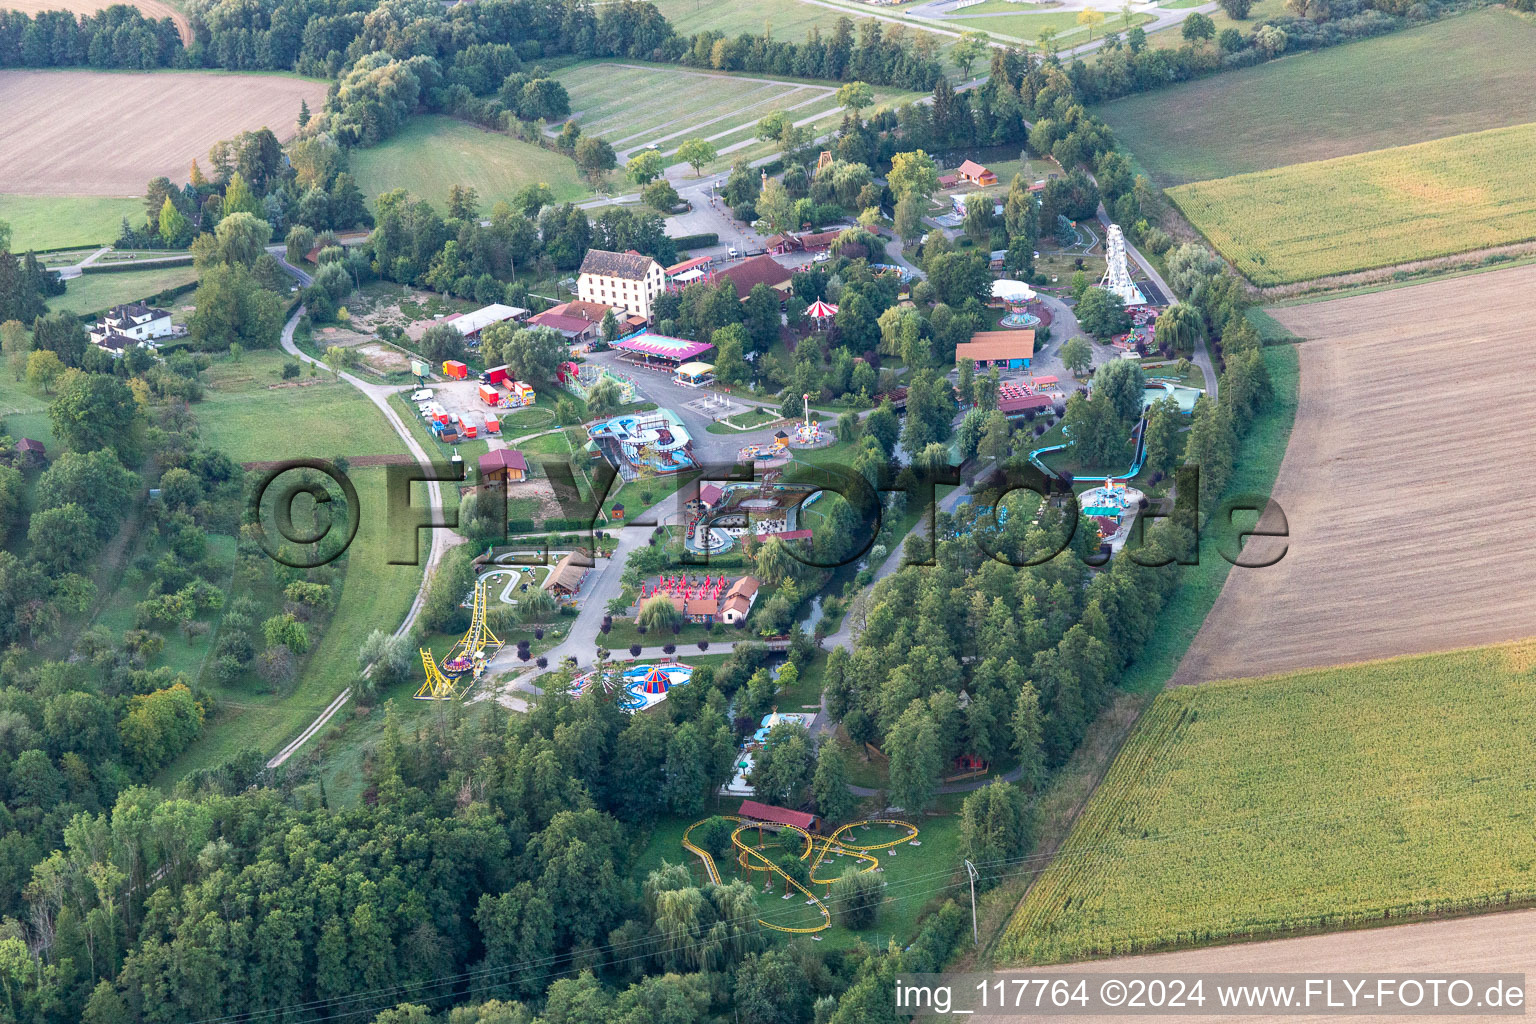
[965,859,980,945]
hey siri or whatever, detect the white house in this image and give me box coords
[577,249,665,321]
[89,302,174,346]
[720,576,760,625]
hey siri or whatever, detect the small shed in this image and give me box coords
[478,448,528,483]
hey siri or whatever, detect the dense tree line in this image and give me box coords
[1068,0,1434,104]
[677,17,945,91]
[0,5,180,69]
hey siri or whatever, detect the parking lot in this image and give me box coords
[409,376,523,443]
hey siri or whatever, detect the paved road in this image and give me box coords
[264,258,461,768]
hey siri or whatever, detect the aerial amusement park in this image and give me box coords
[416,576,505,700]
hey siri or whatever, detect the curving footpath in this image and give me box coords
[683,815,919,933]
[264,255,461,767]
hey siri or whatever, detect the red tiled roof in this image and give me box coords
[698,483,725,505]
[716,254,792,295]
[958,159,991,178]
[528,311,595,334]
[478,449,528,474]
[738,800,816,830]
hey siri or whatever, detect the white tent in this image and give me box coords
[991,279,1036,303]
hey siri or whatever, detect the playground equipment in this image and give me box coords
[806,299,838,326]
[415,576,505,699]
[1099,224,1147,307]
[1030,416,1149,484]
[589,409,696,478]
[558,361,637,404]
[571,661,694,711]
[682,816,920,933]
[794,394,824,445]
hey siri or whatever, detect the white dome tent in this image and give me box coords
[990,279,1036,303]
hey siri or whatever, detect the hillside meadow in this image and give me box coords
[1097,8,1536,186]
[1002,639,1536,964]
[349,115,591,211]
[1167,121,1536,285]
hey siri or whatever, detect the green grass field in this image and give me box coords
[941,9,1151,43]
[558,62,835,157]
[349,116,591,212]
[162,467,424,778]
[199,350,409,463]
[1001,638,1536,964]
[1168,122,1536,285]
[635,809,963,950]
[0,194,141,250]
[652,0,879,39]
[1099,8,1536,186]
[48,264,199,317]
[1146,0,1283,47]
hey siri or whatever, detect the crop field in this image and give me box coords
[556,62,836,159]
[1001,639,1536,965]
[349,115,591,211]
[0,194,142,250]
[1002,911,1536,1016]
[0,70,327,196]
[1098,8,1536,186]
[1175,264,1536,684]
[1170,121,1536,285]
[4,0,190,43]
[48,264,199,316]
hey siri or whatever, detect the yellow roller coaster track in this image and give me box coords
[681,815,919,934]
[416,578,506,700]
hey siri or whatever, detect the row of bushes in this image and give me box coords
[78,254,195,275]
[671,232,720,250]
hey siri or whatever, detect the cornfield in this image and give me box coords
[999,639,1536,964]
[1167,121,1536,286]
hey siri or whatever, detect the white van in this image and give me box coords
[411,388,434,402]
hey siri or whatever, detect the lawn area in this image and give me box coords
[0,194,141,250]
[199,349,408,463]
[1167,122,1536,285]
[1099,8,1536,186]
[556,62,835,157]
[1001,637,1536,964]
[48,264,199,317]
[634,808,964,950]
[1145,0,1283,47]
[948,9,1152,43]
[651,0,879,38]
[0,367,55,451]
[349,115,590,212]
[1117,343,1297,693]
[161,467,425,778]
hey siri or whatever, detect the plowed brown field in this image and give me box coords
[6,0,191,43]
[0,70,328,195]
[1174,262,1536,684]
[1008,909,1536,1024]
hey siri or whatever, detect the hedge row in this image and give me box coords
[79,254,194,274]
[671,232,719,250]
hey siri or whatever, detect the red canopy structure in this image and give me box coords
[806,299,838,320]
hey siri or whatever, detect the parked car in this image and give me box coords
[727,246,740,258]
[813,251,830,263]
[411,389,434,401]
